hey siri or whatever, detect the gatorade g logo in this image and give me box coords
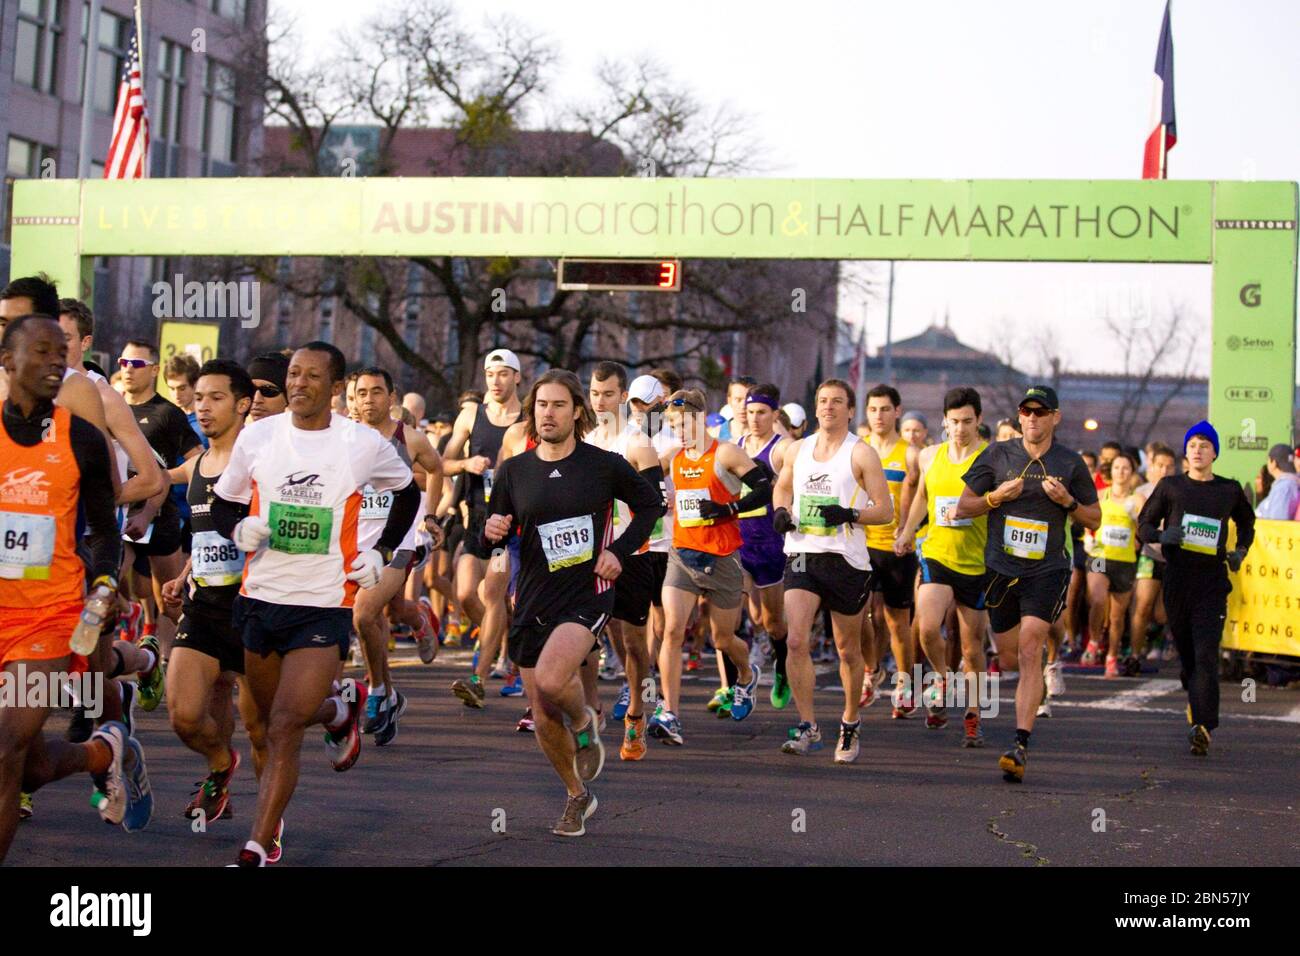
[1239,283,1261,307]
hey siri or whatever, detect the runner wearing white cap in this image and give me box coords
[444,349,523,708]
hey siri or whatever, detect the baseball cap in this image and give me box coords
[1019,384,1059,411]
[627,374,663,405]
[1267,443,1296,473]
[782,402,807,428]
[483,348,520,372]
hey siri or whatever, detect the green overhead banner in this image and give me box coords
[7,176,1297,490]
[31,177,1217,262]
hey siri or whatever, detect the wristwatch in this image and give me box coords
[1065,498,1079,513]
[850,507,861,524]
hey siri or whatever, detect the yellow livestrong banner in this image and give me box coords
[70,177,1216,261]
[1223,519,1300,658]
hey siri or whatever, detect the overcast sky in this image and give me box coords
[273,0,1300,377]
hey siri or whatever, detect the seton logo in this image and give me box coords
[1239,283,1261,307]
[1228,436,1269,451]
[1225,335,1272,352]
[1225,386,1273,402]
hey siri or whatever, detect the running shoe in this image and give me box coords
[890,677,915,719]
[924,678,947,729]
[500,673,525,697]
[119,600,143,643]
[363,690,384,735]
[18,792,33,820]
[961,713,985,748]
[1161,642,1178,662]
[183,749,240,822]
[89,721,128,825]
[612,682,631,720]
[834,720,861,764]
[706,686,730,713]
[553,788,597,837]
[1036,699,1052,718]
[416,601,440,664]
[730,665,761,721]
[1080,640,1103,666]
[685,651,700,672]
[999,743,1027,783]
[1044,661,1065,697]
[135,634,165,711]
[781,721,822,755]
[648,709,683,746]
[120,735,153,832]
[66,704,93,743]
[859,671,877,709]
[516,707,535,733]
[375,690,407,747]
[620,716,647,761]
[229,847,265,867]
[598,659,621,682]
[451,676,486,709]
[597,707,607,732]
[987,655,1001,676]
[1189,724,1211,757]
[770,670,792,709]
[1104,655,1120,678]
[266,819,285,864]
[324,683,368,772]
[489,659,511,679]
[1145,642,1164,662]
[1122,655,1142,678]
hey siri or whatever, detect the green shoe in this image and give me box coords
[770,671,792,709]
[18,791,33,820]
[136,635,165,712]
[715,686,734,719]
[706,686,730,713]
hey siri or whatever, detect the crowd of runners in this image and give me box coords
[0,271,1260,860]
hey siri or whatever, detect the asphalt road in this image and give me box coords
[8,647,1299,867]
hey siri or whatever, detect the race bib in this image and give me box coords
[360,484,394,521]
[483,468,495,505]
[675,489,711,527]
[934,495,971,528]
[0,511,56,580]
[123,521,154,545]
[1181,513,1221,555]
[191,529,244,587]
[538,514,594,571]
[1099,524,1133,550]
[268,501,333,555]
[797,493,840,535]
[1002,515,1048,560]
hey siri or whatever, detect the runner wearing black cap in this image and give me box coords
[1137,421,1253,756]
[955,384,1100,782]
[246,352,289,423]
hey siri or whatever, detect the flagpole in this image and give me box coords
[77,0,104,178]
[133,0,148,176]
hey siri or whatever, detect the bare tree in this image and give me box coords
[1103,305,1201,448]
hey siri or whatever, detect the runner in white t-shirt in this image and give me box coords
[211,342,419,867]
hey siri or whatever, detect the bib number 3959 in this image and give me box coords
[268,502,333,555]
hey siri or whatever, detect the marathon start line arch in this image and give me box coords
[10,175,1297,489]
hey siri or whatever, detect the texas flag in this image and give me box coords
[1141,2,1177,179]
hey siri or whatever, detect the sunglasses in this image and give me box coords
[118,358,154,369]
[1018,405,1054,418]
[255,384,283,398]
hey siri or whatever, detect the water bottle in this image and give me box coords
[71,586,114,656]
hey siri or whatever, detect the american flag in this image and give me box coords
[1141,1,1176,180]
[103,20,149,179]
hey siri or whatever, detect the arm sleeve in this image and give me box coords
[1231,483,1256,553]
[607,459,664,563]
[211,495,250,540]
[377,481,420,552]
[1137,480,1169,545]
[962,445,996,495]
[1069,456,1100,506]
[70,416,122,582]
[732,464,773,515]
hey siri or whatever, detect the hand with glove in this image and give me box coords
[697,499,739,521]
[772,507,796,535]
[232,516,271,552]
[1225,547,1247,573]
[1158,523,1184,548]
[347,549,386,589]
[816,503,858,527]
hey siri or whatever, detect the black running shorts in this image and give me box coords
[509,601,613,669]
[233,595,353,658]
[867,547,917,609]
[613,551,656,627]
[175,599,244,674]
[783,552,870,616]
[917,552,987,610]
[983,569,1071,634]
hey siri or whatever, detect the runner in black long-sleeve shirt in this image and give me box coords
[484,370,661,838]
[1137,420,1254,756]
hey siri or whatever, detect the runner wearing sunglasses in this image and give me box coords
[246,353,289,423]
[954,385,1100,782]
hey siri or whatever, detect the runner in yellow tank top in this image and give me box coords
[862,386,921,718]
[896,388,990,747]
[1085,449,1142,678]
